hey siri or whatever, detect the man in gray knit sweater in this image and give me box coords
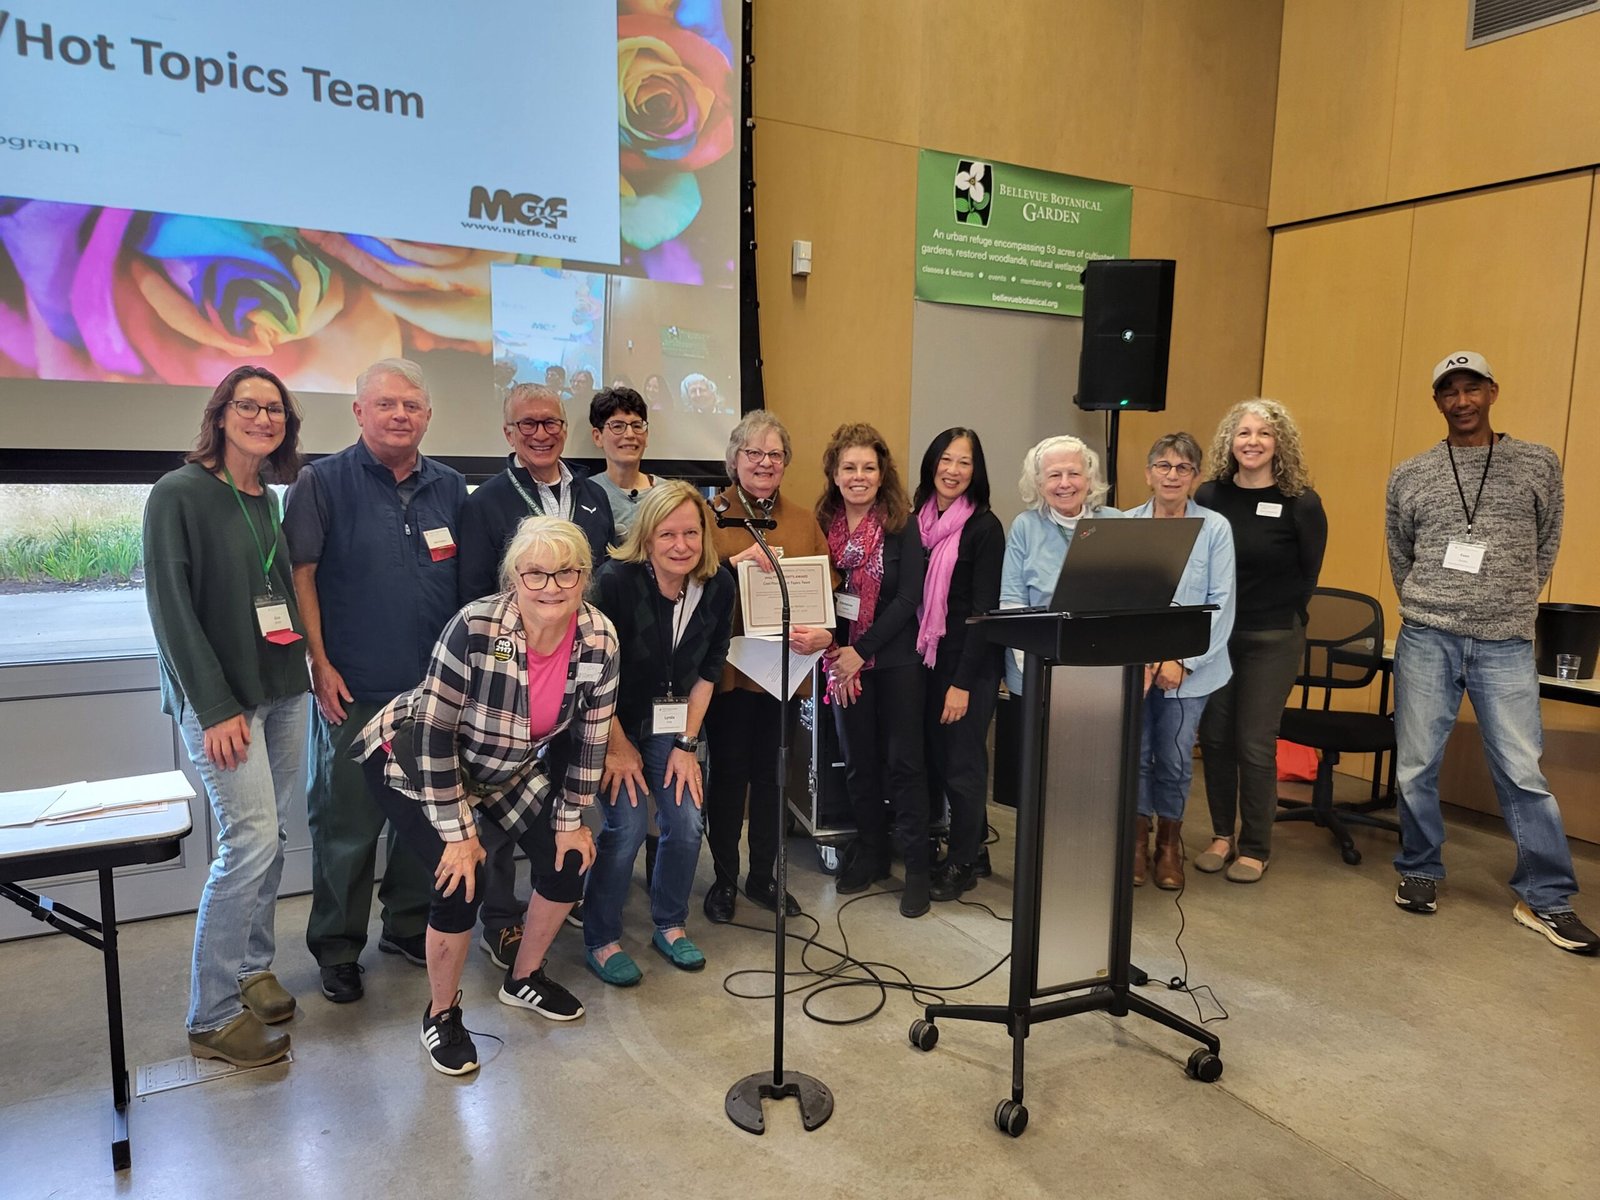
[1386,351,1596,953]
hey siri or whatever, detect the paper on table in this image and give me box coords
[40,771,196,821]
[41,800,175,825]
[0,785,75,828]
[726,636,824,701]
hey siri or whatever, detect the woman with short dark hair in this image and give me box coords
[1124,433,1236,891]
[912,428,1005,900]
[144,365,308,1068]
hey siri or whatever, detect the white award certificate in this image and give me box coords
[736,555,835,637]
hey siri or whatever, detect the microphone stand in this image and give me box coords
[713,500,834,1134]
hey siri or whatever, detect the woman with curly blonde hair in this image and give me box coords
[1194,399,1327,883]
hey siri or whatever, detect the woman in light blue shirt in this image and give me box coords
[1123,432,1235,892]
[999,435,1121,695]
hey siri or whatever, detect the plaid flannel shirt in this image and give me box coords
[354,594,619,841]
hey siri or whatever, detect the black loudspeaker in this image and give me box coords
[1074,258,1176,412]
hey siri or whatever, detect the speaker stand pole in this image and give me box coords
[1106,408,1121,508]
[716,510,834,1135]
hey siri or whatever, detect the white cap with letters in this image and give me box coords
[1431,350,1495,388]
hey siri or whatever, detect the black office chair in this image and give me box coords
[1275,587,1401,865]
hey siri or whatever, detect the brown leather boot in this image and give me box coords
[1132,815,1151,887]
[1154,818,1185,890]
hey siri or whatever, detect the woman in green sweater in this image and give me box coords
[144,365,311,1068]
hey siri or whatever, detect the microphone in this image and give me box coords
[712,491,776,530]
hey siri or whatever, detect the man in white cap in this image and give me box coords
[1385,351,1596,952]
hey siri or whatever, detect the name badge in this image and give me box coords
[1443,540,1486,574]
[1256,501,1283,518]
[652,698,690,734]
[576,661,603,683]
[423,526,457,562]
[835,591,862,621]
[254,595,302,645]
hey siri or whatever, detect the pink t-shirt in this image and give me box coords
[526,615,577,742]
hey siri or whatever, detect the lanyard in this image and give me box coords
[1445,438,1495,534]
[648,566,691,695]
[735,485,774,522]
[223,468,280,589]
[507,465,572,520]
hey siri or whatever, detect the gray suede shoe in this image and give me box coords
[1194,838,1235,874]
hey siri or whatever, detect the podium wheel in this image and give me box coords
[909,1019,938,1051]
[1186,1048,1223,1082]
[994,1099,1029,1137]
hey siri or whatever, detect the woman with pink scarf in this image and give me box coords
[818,424,932,917]
[912,429,1005,902]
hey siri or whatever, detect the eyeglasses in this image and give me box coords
[510,417,567,436]
[518,567,582,591]
[1150,460,1197,477]
[603,419,649,436]
[739,448,785,465]
[231,399,287,421]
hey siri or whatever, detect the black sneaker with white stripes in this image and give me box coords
[498,960,584,1021]
[1394,874,1438,913]
[1513,901,1600,954]
[420,993,479,1076]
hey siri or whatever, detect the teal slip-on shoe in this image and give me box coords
[584,947,642,987]
[651,930,707,972]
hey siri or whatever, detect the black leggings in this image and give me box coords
[361,754,584,935]
[833,662,930,872]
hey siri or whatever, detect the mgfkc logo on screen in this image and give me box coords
[467,186,569,230]
[954,160,992,226]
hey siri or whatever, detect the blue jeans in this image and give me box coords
[176,693,309,1033]
[583,731,705,949]
[1393,622,1578,912]
[1139,692,1209,820]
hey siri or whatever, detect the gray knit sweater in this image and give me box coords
[1385,435,1563,641]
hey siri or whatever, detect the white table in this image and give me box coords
[0,798,193,1171]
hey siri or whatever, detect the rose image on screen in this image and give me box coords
[954,160,992,226]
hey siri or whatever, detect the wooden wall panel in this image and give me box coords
[912,1,1144,189]
[752,122,919,510]
[1391,175,1591,468]
[1114,190,1273,495]
[1262,207,1414,601]
[751,0,925,145]
[1388,0,1600,204]
[1268,0,1402,225]
[1130,0,1283,210]
[1549,180,1600,604]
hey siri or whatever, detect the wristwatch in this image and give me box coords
[672,733,701,753]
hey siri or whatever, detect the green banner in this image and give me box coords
[914,150,1132,317]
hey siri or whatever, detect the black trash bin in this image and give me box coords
[1534,602,1600,679]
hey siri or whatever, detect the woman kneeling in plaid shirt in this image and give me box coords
[355,516,619,1075]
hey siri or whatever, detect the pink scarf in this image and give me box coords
[827,508,886,671]
[915,495,974,667]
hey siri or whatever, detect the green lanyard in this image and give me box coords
[223,468,281,590]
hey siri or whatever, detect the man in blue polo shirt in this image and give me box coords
[284,358,469,1003]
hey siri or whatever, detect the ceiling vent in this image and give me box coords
[1468,0,1600,46]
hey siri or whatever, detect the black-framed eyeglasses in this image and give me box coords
[518,567,582,591]
[231,398,287,421]
[511,417,566,436]
[1150,460,1197,477]
[603,419,649,435]
[739,448,785,465]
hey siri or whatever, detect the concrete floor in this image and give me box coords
[3,789,1597,1200]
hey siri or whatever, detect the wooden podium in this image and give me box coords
[909,605,1224,1136]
